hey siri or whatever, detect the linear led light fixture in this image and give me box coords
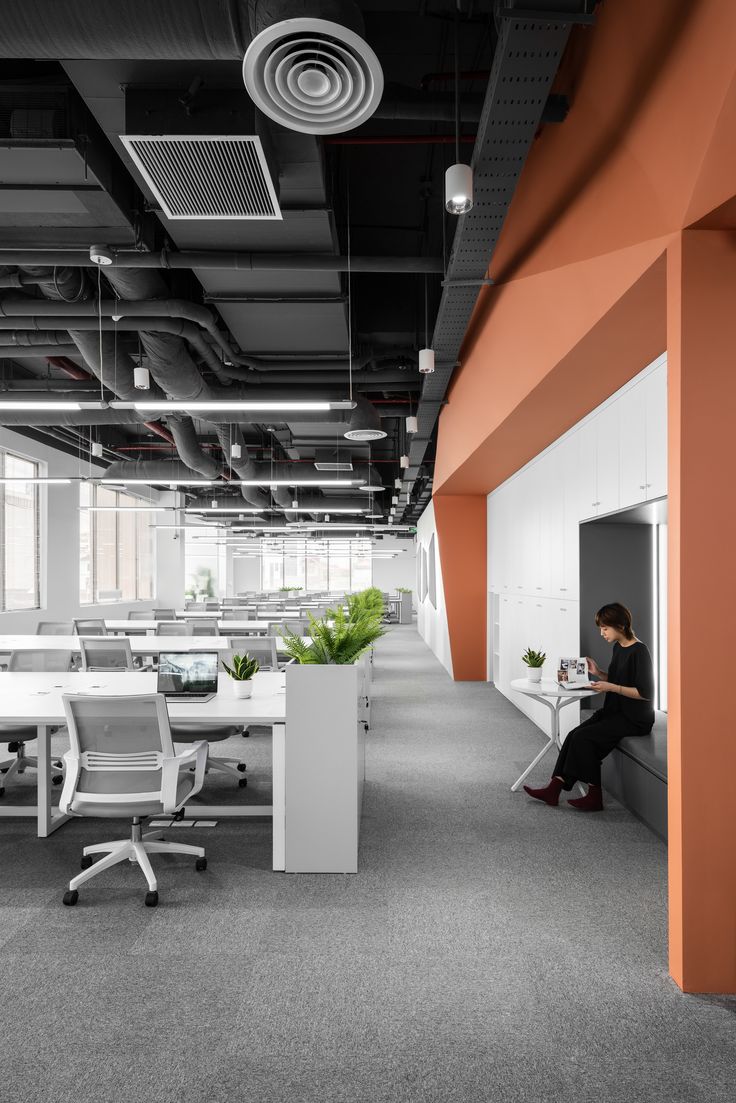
[184,507,266,514]
[0,400,108,411]
[237,479,365,488]
[110,400,356,412]
[81,505,174,512]
[278,507,367,514]
[0,477,73,484]
[97,478,221,487]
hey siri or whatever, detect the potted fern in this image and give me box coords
[280,606,384,665]
[222,653,259,698]
[521,647,546,684]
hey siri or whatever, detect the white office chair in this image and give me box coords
[0,650,72,796]
[185,617,219,636]
[225,637,280,671]
[36,621,74,635]
[73,618,107,636]
[79,636,152,672]
[156,621,192,636]
[59,693,208,907]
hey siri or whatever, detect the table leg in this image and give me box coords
[511,697,558,791]
[37,724,70,838]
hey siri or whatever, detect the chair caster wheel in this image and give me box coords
[80,855,94,870]
[63,890,79,907]
[145,891,159,908]
[237,763,247,772]
[238,777,248,788]
[52,775,63,786]
[195,857,207,872]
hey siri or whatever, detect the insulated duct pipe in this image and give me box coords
[14,266,160,404]
[0,313,227,390]
[0,0,253,59]
[167,418,222,480]
[0,409,145,427]
[0,251,445,274]
[101,460,216,484]
[213,424,270,509]
[0,295,242,369]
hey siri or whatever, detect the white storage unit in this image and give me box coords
[488,355,667,738]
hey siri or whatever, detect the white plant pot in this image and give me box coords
[231,680,253,699]
[526,667,543,683]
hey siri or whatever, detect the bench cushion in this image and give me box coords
[615,711,668,782]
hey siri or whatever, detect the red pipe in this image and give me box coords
[324,134,476,146]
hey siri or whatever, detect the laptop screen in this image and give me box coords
[157,651,219,695]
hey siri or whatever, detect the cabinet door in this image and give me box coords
[644,365,667,498]
[595,401,620,515]
[538,445,563,597]
[487,492,499,592]
[618,380,647,508]
[577,418,599,520]
[559,432,580,599]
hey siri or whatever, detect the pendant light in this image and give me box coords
[134,365,150,390]
[419,275,435,375]
[91,441,103,459]
[400,455,409,469]
[445,8,473,215]
[394,478,402,490]
[231,442,242,460]
[406,415,418,435]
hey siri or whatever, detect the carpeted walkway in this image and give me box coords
[1,625,734,1103]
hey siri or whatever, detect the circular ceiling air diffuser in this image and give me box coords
[243,18,384,135]
[344,427,387,442]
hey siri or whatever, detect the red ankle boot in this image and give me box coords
[568,784,604,812]
[523,777,564,806]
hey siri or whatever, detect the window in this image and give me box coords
[80,485,154,603]
[184,528,223,599]
[261,541,373,593]
[0,449,40,611]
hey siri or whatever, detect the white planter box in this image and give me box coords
[398,592,413,624]
[284,662,366,873]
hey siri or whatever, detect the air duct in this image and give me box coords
[100,460,215,484]
[167,417,222,480]
[212,424,270,509]
[243,1,383,136]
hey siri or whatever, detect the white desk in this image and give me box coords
[0,634,243,655]
[0,670,286,867]
[509,678,595,792]
[104,620,272,634]
[176,608,300,619]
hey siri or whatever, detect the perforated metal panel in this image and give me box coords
[120,135,282,220]
[403,6,583,522]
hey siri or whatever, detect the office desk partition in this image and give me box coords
[0,670,286,868]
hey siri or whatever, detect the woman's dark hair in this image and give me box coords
[595,602,634,640]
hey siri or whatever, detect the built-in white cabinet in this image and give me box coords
[488,355,667,735]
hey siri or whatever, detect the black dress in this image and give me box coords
[553,641,655,788]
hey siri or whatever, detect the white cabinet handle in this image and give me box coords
[559,608,567,612]
[560,587,567,591]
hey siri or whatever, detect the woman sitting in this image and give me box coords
[524,602,655,812]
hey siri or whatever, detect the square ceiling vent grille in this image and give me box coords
[120,135,282,220]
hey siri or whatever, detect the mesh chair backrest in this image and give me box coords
[156,621,192,636]
[273,620,307,636]
[80,637,134,671]
[185,601,205,611]
[205,602,220,611]
[128,610,152,621]
[187,618,218,635]
[62,693,173,800]
[9,649,72,672]
[221,608,241,619]
[225,637,278,670]
[36,621,74,635]
[73,619,107,636]
[153,608,175,620]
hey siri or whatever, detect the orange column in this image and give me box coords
[666,229,736,992]
[433,494,487,681]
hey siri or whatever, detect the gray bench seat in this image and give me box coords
[601,711,668,840]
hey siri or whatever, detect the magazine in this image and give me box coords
[557,657,594,690]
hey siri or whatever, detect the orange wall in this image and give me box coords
[433,495,486,681]
[430,0,736,991]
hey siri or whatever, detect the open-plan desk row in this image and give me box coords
[0,670,288,867]
[0,634,262,655]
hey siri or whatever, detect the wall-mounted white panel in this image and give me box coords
[416,500,452,677]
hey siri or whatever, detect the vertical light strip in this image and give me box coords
[651,524,659,711]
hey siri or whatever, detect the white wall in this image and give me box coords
[0,428,184,632]
[489,354,667,738]
[371,536,416,599]
[416,500,453,676]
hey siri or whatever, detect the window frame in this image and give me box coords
[80,484,155,605]
[0,447,41,612]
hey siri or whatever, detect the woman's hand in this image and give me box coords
[586,656,603,677]
[590,681,614,693]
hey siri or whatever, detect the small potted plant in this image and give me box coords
[521,647,546,684]
[222,653,259,698]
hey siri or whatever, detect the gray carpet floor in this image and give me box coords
[1,624,734,1103]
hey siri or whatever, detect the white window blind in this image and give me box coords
[0,449,40,612]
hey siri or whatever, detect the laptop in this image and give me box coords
[157,651,219,702]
